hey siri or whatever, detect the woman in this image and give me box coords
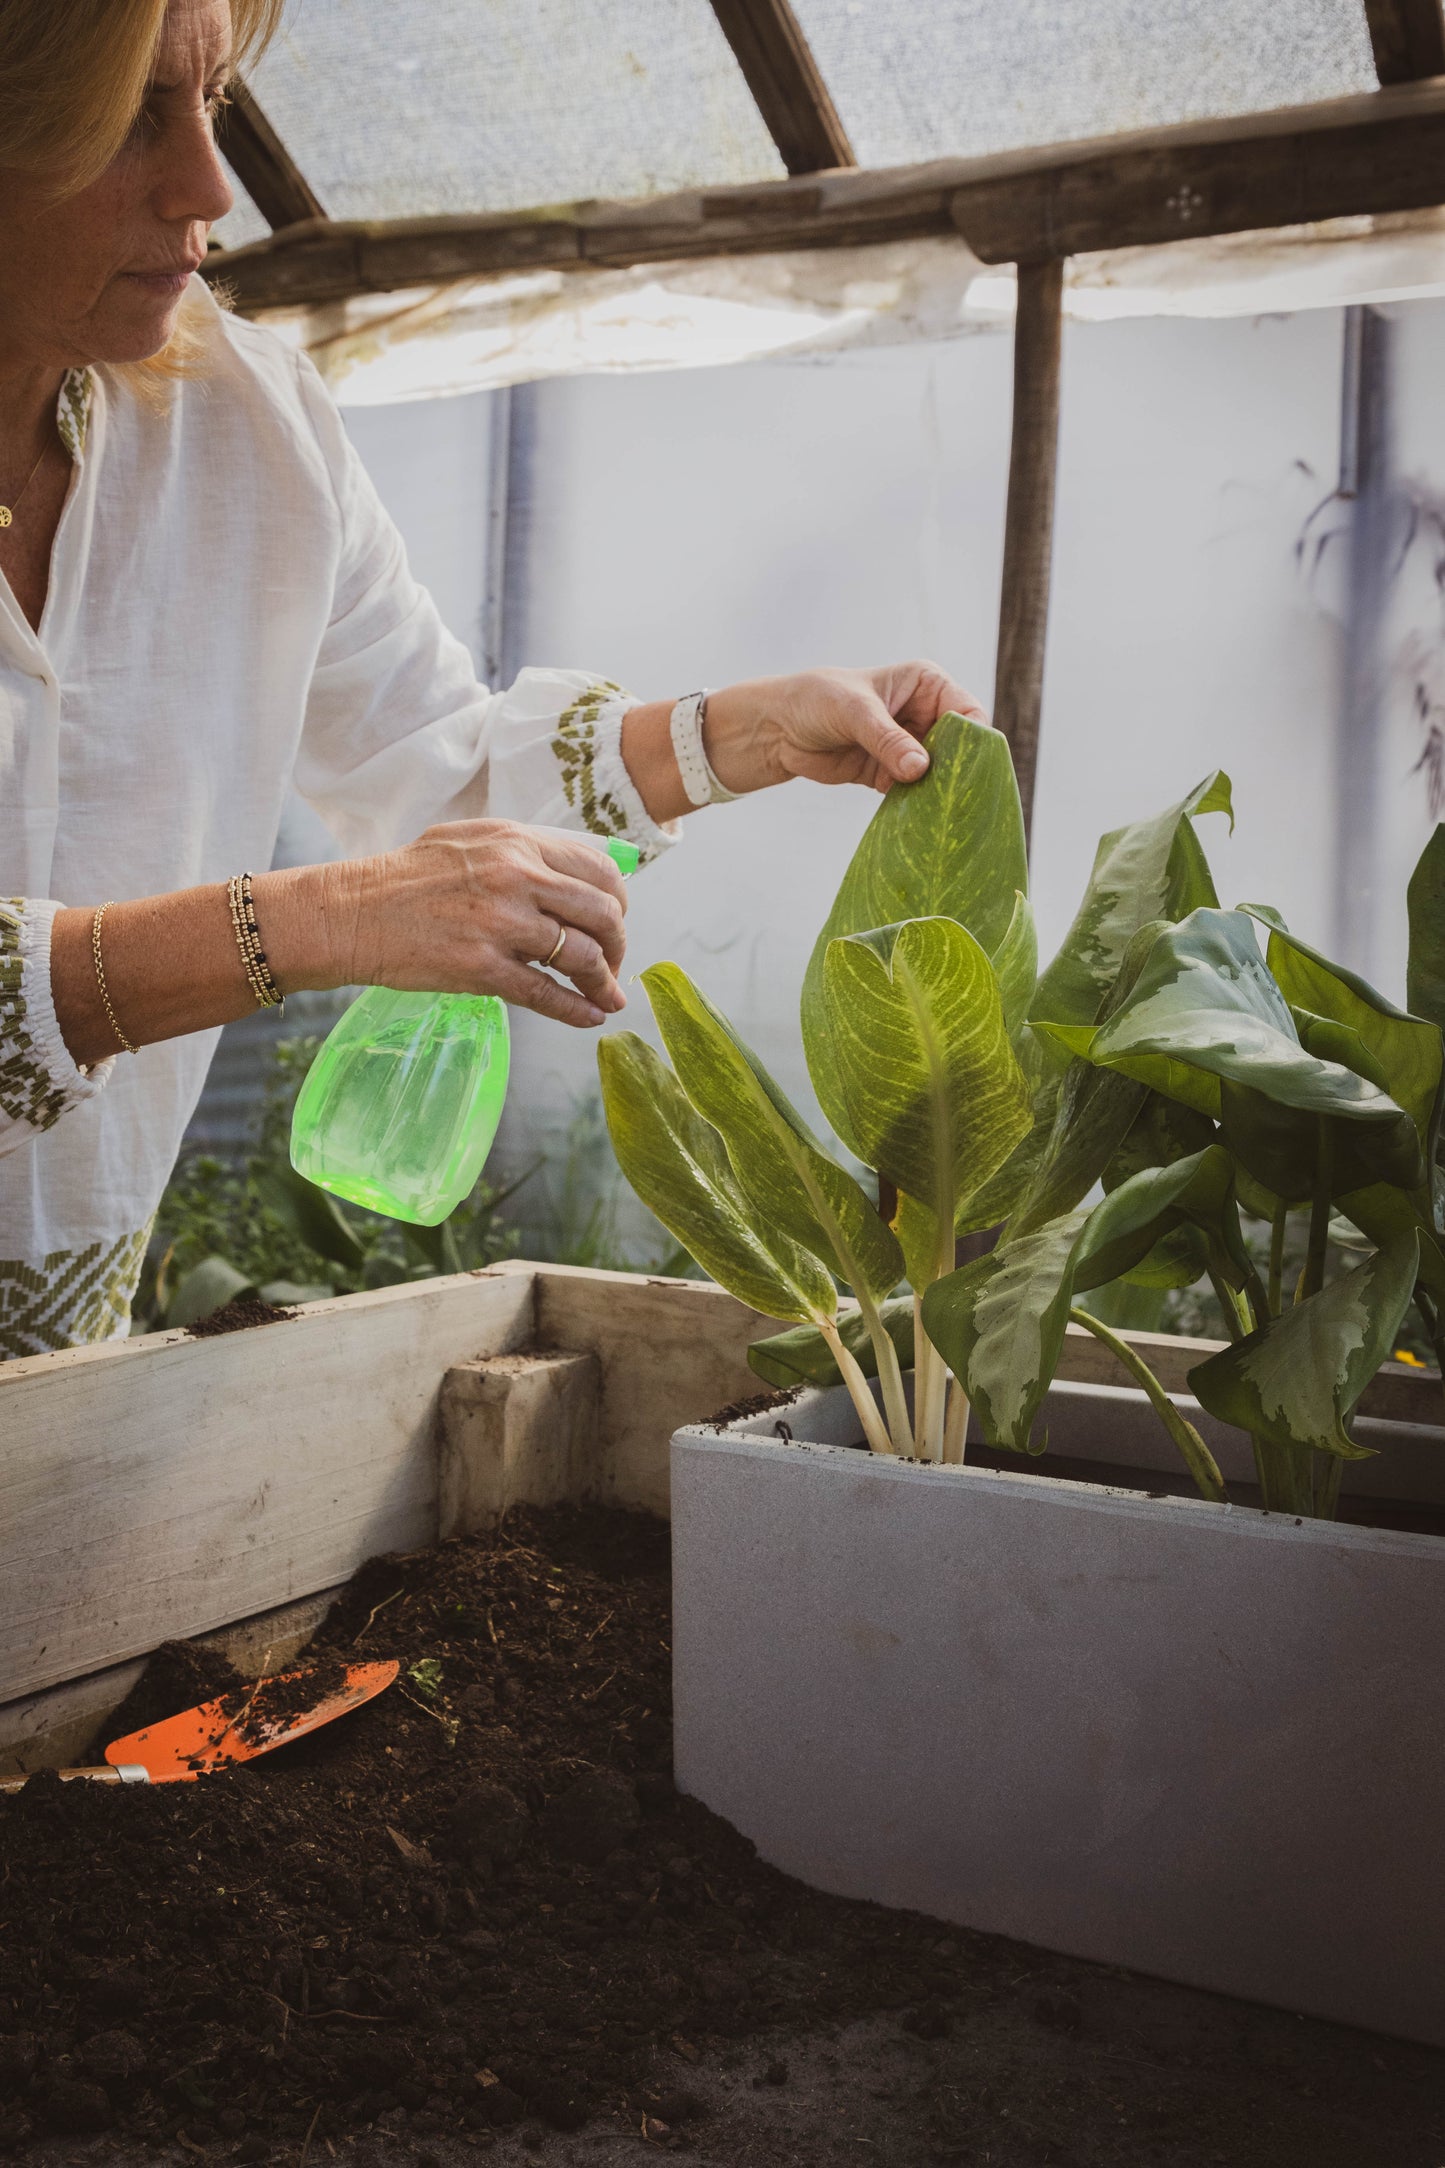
[0,0,982,1359]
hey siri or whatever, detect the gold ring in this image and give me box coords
[543,922,567,969]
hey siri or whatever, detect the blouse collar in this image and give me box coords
[56,369,94,462]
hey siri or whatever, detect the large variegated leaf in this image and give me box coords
[1031,773,1233,1030]
[1407,825,1445,1034]
[1188,1236,1422,1460]
[749,1296,914,1391]
[641,962,903,1303]
[923,1145,1244,1452]
[802,713,1029,1137]
[821,918,1033,1284]
[1041,912,1420,1181]
[990,891,1038,1038]
[597,1034,835,1325]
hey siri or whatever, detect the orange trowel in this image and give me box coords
[0,1658,398,1791]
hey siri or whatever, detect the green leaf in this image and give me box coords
[1188,1237,1423,1460]
[820,918,1032,1283]
[802,713,1028,1140]
[748,1296,914,1391]
[641,962,903,1303]
[597,1033,836,1326]
[921,1214,1084,1454]
[1407,825,1445,1034]
[1031,772,1233,1030]
[257,1160,366,1273]
[989,891,1038,1039]
[923,1145,1245,1452]
[1242,909,1443,1147]
[165,1256,255,1329]
[1044,911,1420,1171]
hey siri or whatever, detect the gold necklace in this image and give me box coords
[0,444,48,531]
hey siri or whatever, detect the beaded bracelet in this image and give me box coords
[227,872,284,1011]
[91,902,137,1055]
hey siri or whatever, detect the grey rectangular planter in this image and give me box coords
[672,1379,1445,2047]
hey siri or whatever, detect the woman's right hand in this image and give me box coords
[266,820,631,1029]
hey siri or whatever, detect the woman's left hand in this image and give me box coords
[621,662,987,823]
[704,663,988,796]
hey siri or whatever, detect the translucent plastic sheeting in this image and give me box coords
[792,0,1379,171]
[250,212,1445,408]
[214,161,270,251]
[242,0,783,222]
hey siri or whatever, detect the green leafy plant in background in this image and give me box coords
[136,1037,526,1331]
[600,707,1445,1521]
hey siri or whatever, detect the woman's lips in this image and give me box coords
[122,266,200,296]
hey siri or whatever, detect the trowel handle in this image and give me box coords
[0,1763,150,1794]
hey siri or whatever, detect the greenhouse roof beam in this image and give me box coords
[216,78,328,231]
[207,79,1445,312]
[706,0,855,174]
[1362,0,1445,83]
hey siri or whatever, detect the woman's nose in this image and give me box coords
[151,109,235,231]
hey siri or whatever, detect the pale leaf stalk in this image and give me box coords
[942,1374,970,1464]
[1068,1306,1227,1504]
[1268,1202,1288,1318]
[857,1291,914,1455]
[817,1314,897,1455]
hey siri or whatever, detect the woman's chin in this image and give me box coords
[94,280,193,364]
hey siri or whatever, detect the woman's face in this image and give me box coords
[0,0,236,377]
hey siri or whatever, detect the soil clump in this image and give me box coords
[185,1296,295,1339]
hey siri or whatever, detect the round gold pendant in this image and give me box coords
[0,507,11,529]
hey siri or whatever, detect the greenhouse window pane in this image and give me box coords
[245,0,784,222]
[791,0,1380,171]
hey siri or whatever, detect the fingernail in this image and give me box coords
[584,1005,607,1025]
[900,747,929,777]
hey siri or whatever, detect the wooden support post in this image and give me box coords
[216,78,326,230]
[993,258,1064,845]
[438,1350,600,1536]
[1363,0,1445,83]
[707,0,854,174]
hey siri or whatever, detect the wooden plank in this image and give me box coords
[1054,1321,1441,1428]
[526,1264,774,1519]
[0,1584,343,1780]
[707,0,854,175]
[993,257,1063,842]
[215,78,326,231]
[1363,0,1445,83]
[0,1270,533,1705]
[204,81,1445,313]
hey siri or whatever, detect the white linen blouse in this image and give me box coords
[0,284,676,1360]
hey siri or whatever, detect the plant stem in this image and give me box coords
[942,1374,970,1464]
[912,1293,939,1460]
[1207,1270,1247,1343]
[1302,1118,1333,1303]
[818,1315,897,1455]
[858,1291,915,1457]
[1068,1306,1227,1503]
[1268,1202,1288,1318]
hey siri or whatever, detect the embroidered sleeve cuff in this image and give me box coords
[485,668,682,865]
[0,899,114,1145]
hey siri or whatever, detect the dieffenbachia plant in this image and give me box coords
[922,844,1445,1520]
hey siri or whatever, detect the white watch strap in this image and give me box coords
[669,689,741,807]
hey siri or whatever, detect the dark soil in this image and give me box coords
[2,1509,1444,2168]
[184,1296,295,1339]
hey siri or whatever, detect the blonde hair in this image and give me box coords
[0,0,287,382]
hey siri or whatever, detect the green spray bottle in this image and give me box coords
[290,829,639,1226]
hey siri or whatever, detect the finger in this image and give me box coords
[545,923,625,1013]
[492,958,612,1030]
[850,691,933,784]
[534,833,629,913]
[533,869,627,972]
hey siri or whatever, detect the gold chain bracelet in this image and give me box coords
[227,872,284,1010]
[91,902,137,1055]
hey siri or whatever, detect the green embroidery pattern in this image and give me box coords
[0,1224,150,1361]
[0,901,68,1134]
[552,680,632,841]
[55,368,93,461]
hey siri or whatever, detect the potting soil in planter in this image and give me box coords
[3,1508,1445,2167]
